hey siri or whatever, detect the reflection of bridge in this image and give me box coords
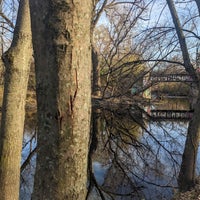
[150,109,193,120]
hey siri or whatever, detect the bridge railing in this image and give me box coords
[150,109,193,120]
[150,74,194,82]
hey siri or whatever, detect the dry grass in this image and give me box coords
[173,179,200,200]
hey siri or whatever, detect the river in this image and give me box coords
[20,97,197,200]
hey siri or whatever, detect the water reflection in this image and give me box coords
[20,130,36,200]
[20,98,195,200]
[89,102,189,199]
[93,162,110,186]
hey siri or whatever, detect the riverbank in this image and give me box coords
[173,178,200,200]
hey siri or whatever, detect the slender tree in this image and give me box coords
[0,0,32,199]
[91,0,106,97]
[30,0,93,199]
[166,0,200,191]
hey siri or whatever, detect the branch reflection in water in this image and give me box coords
[20,99,195,200]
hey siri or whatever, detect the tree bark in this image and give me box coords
[178,91,200,191]
[30,0,92,199]
[0,0,32,199]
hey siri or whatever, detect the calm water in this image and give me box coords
[20,98,197,200]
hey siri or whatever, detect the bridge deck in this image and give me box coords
[150,74,195,82]
[150,109,193,119]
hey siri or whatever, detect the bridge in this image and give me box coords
[142,73,197,99]
[150,74,195,83]
[150,109,193,120]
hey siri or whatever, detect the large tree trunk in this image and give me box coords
[0,0,32,199]
[166,0,200,192]
[30,0,92,199]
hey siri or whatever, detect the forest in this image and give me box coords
[0,0,200,199]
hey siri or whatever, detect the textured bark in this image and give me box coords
[0,0,32,199]
[30,0,92,199]
[166,0,200,192]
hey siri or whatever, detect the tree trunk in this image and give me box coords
[92,47,101,97]
[178,89,200,191]
[166,0,198,83]
[166,0,200,192]
[0,0,32,199]
[30,0,92,199]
